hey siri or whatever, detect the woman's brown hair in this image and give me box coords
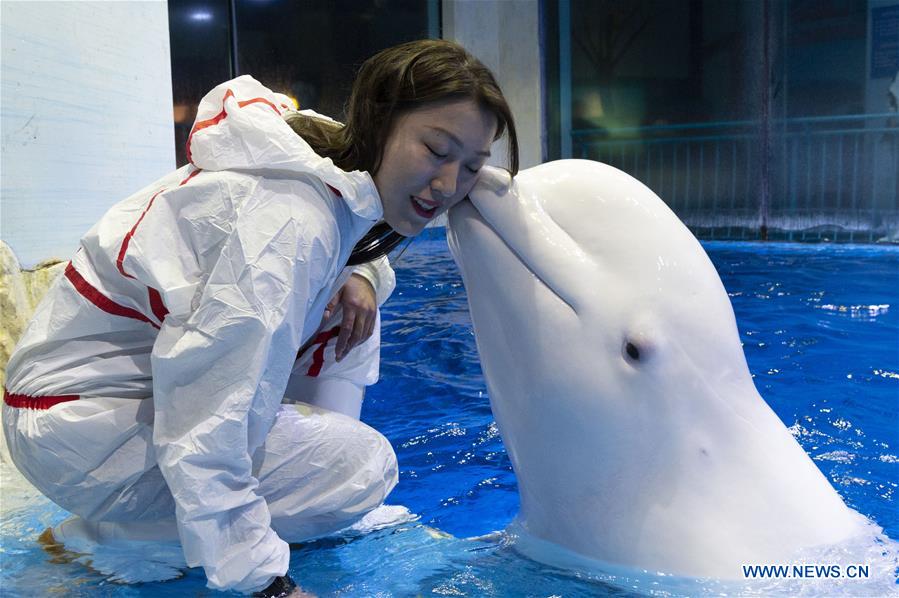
[285,39,519,265]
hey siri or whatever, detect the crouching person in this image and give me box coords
[3,39,517,595]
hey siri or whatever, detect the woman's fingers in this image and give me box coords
[322,291,340,325]
[365,313,375,340]
[335,310,355,361]
[336,307,374,361]
[333,274,377,361]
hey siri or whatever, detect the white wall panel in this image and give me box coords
[1,1,174,267]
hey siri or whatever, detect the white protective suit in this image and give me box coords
[3,75,399,593]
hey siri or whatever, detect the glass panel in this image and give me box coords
[168,0,435,168]
[773,0,898,242]
[567,0,765,240]
[168,0,233,167]
[561,0,898,242]
[233,0,434,119]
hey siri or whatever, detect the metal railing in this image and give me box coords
[572,113,899,242]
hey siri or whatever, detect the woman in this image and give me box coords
[2,40,518,596]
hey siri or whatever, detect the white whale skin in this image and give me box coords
[446,159,871,579]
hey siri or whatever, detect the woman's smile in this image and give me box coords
[411,195,440,219]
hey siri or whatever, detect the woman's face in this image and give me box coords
[374,98,498,237]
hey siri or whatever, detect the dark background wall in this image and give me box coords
[168,0,435,167]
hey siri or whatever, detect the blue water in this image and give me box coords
[1,229,897,596]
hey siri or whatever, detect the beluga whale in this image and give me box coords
[446,160,881,581]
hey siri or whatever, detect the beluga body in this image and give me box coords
[446,160,873,579]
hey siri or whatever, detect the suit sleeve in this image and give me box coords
[350,255,396,307]
[150,184,335,593]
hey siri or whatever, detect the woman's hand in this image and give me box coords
[324,273,377,361]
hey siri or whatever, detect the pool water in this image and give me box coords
[1,229,897,596]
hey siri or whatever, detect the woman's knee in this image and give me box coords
[259,405,398,539]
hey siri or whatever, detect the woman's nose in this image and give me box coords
[430,162,459,199]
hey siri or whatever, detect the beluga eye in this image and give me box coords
[622,328,656,366]
[624,341,641,363]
